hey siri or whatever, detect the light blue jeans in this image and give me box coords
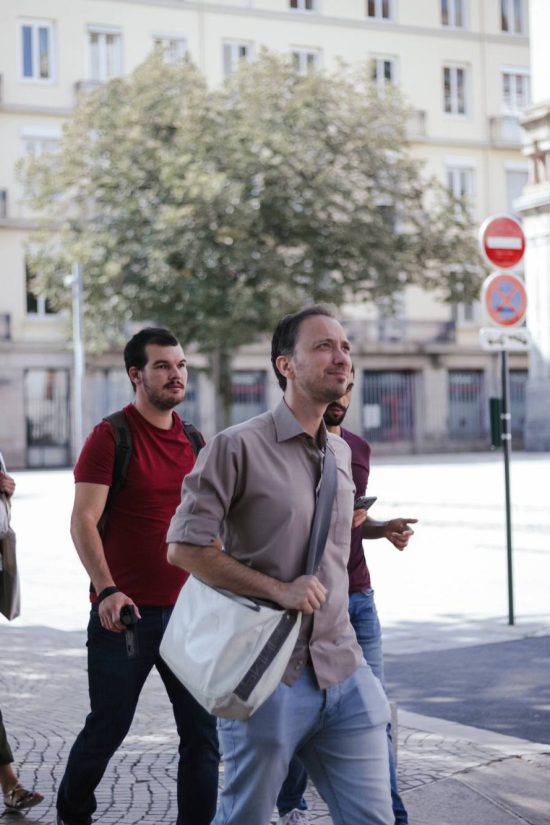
[278,590,408,824]
[214,664,392,825]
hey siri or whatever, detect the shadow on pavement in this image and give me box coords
[386,632,550,744]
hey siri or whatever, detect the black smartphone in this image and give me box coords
[353,495,377,511]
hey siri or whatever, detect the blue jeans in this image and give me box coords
[278,590,408,824]
[56,606,219,825]
[215,664,392,825]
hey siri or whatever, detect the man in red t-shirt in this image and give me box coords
[56,328,219,825]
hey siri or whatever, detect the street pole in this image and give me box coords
[500,349,514,626]
[71,262,85,460]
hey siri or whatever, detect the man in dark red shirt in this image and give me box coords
[277,371,416,825]
[56,328,219,825]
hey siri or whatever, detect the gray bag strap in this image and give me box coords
[304,444,337,575]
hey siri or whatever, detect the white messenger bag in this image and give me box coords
[160,446,337,720]
[160,578,301,720]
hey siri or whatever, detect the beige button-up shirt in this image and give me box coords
[167,399,364,688]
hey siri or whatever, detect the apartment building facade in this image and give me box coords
[0,0,531,467]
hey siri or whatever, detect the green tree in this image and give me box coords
[22,50,481,428]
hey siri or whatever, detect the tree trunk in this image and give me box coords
[210,349,233,432]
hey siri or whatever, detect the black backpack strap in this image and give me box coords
[181,421,205,456]
[94,410,133,588]
[103,410,133,494]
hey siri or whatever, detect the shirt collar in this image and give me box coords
[272,398,328,450]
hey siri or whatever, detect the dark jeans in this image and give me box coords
[56,606,219,825]
[277,590,408,824]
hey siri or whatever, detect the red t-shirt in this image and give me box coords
[74,404,197,606]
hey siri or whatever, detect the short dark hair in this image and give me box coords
[124,327,179,390]
[271,305,335,391]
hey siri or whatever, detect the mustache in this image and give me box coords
[164,381,184,389]
[326,403,346,414]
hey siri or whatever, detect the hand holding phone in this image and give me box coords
[353,495,377,511]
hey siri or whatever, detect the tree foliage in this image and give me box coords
[22,50,481,419]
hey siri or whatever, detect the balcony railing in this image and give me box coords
[74,80,104,97]
[342,318,456,347]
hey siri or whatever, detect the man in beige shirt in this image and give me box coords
[167,306,393,825]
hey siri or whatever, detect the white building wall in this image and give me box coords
[0,0,532,464]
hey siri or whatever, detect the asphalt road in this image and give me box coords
[385,633,550,745]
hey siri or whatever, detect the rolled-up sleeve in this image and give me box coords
[166,431,238,547]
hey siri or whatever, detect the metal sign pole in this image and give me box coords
[479,214,526,628]
[500,349,514,626]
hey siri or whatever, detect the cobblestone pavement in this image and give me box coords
[3,626,547,825]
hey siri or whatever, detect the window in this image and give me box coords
[506,166,528,215]
[443,65,467,115]
[370,56,396,93]
[509,370,528,438]
[26,261,55,316]
[501,0,526,34]
[502,70,530,112]
[153,36,187,64]
[452,301,477,325]
[446,165,474,201]
[23,136,59,156]
[362,371,415,443]
[366,0,392,19]
[448,371,487,439]
[88,27,123,82]
[20,20,54,81]
[290,0,316,10]
[223,42,252,77]
[367,0,392,20]
[441,0,465,27]
[292,49,321,74]
[91,369,133,424]
[24,369,71,467]
[22,129,60,156]
[231,371,266,425]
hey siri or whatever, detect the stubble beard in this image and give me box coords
[142,379,185,411]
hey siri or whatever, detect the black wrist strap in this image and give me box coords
[97,586,119,605]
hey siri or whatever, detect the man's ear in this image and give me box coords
[128,366,141,387]
[276,354,295,382]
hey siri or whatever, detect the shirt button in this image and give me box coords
[295,663,302,670]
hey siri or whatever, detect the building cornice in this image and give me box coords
[0,103,72,117]
[0,218,40,231]
[99,0,529,47]
[410,136,520,151]
[516,184,550,215]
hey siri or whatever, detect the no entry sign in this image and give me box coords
[479,215,525,269]
[482,271,527,327]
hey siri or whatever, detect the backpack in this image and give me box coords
[95,410,204,544]
[104,409,204,497]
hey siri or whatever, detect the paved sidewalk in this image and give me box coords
[2,458,549,823]
[1,624,549,825]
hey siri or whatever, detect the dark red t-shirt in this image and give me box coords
[74,404,197,606]
[342,428,372,594]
